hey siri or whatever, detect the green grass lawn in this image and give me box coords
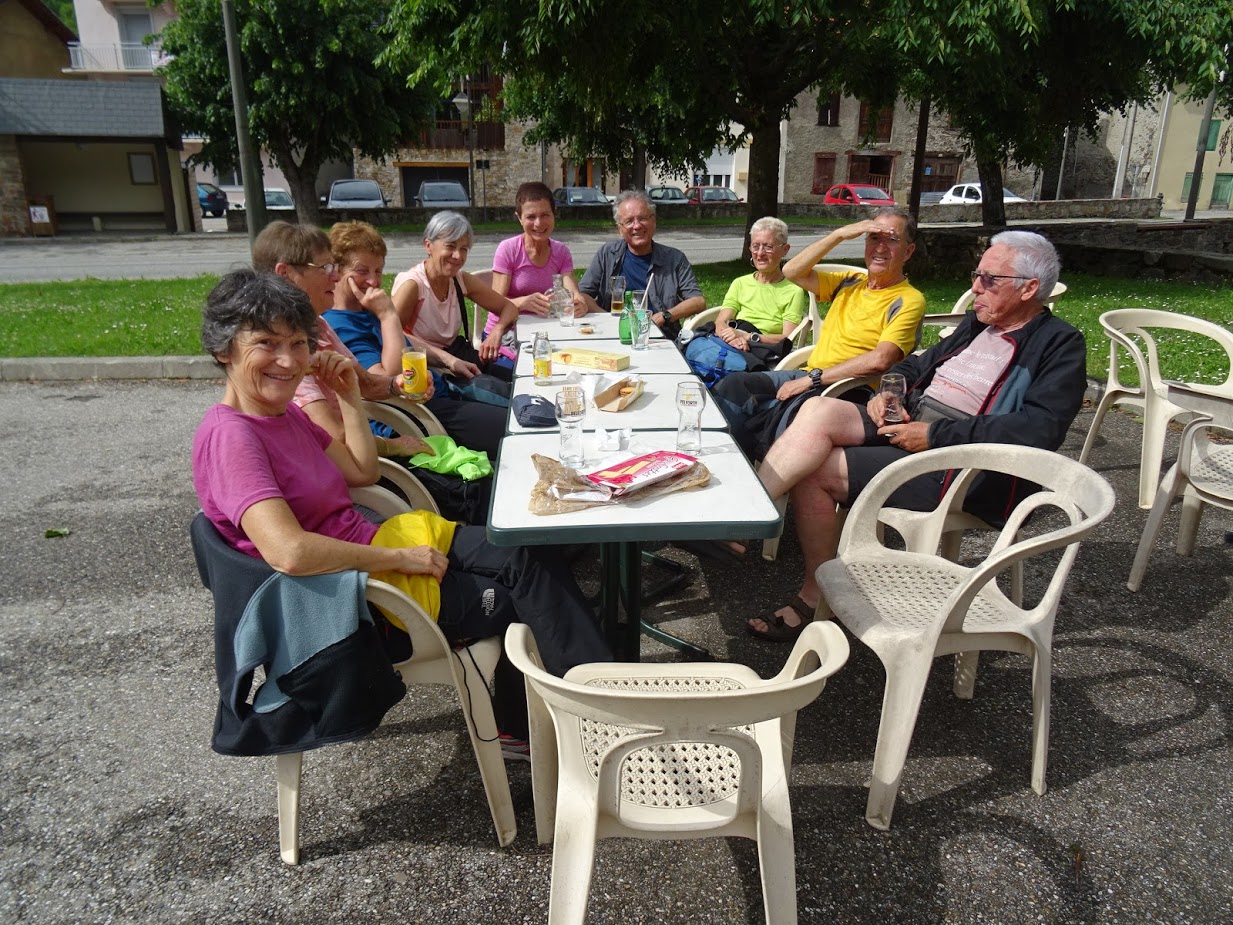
[2,262,1231,384]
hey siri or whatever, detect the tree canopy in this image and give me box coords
[884,0,1233,223]
[159,0,435,223]
[383,0,892,239]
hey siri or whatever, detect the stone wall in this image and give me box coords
[916,217,1233,282]
[0,135,32,236]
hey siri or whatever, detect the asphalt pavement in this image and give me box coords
[0,227,861,284]
[0,373,1230,924]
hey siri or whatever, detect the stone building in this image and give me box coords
[780,89,1039,204]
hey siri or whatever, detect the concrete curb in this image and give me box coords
[0,355,222,382]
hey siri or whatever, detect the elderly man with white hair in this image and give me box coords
[748,230,1087,641]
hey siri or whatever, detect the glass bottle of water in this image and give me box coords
[533,331,553,383]
[552,274,575,328]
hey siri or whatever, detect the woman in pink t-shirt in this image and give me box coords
[487,182,588,361]
[192,270,611,739]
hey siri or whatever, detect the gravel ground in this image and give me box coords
[1,378,1230,924]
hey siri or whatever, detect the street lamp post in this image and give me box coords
[451,90,475,218]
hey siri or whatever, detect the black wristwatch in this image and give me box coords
[750,333,762,345]
[808,367,823,386]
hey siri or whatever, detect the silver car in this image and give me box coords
[414,181,471,208]
[327,179,386,209]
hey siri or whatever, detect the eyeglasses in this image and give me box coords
[970,270,1030,289]
[302,261,337,275]
[618,215,654,228]
[750,243,783,253]
[867,232,902,245]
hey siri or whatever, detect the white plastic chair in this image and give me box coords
[1128,415,1233,591]
[273,483,514,863]
[682,305,723,331]
[505,621,850,925]
[365,395,448,438]
[816,444,1115,830]
[1078,308,1233,509]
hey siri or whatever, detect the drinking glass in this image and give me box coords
[880,372,907,424]
[609,275,626,314]
[675,380,706,452]
[555,386,587,468]
[632,307,651,351]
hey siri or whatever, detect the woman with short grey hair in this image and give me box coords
[391,210,519,381]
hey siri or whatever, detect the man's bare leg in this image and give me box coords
[748,450,851,634]
[759,397,867,501]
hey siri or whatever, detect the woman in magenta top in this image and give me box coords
[191,270,611,739]
[487,182,589,361]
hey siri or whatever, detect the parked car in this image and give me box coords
[938,183,1027,205]
[326,178,386,209]
[553,186,611,207]
[822,183,896,206]
[684,186,742,205]
[648,186,689,206]
[197,182,228,218]
[413,180,471,209]
[233,188,295,211]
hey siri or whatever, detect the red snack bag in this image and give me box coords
[584,451,697,497]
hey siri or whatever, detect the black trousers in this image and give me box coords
[436,526,612,736]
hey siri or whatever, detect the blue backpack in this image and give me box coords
[684,334,750,385]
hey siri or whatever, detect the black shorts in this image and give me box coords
[842,407,944,511]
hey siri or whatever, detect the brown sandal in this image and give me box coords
[746,596,814,643]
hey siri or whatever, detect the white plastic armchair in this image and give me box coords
[505,621,850,925]
[816,444,1114,831]
[365,395,448,439]
[1078,308,1233,509]
[682,305,723,331]
[1128,414,1233,591]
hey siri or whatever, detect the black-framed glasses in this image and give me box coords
[302,261,337,275]
[971,270,1030,288]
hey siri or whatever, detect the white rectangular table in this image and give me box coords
[487,431,781,659]
[515,338,691,378]
[517,311,665,342]
[507,374,729,433]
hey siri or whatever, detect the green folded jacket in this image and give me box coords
[408,435,492,481]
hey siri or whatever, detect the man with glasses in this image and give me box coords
[713,206,926,457]
[579,190,706,335]
[746,230,1087,641]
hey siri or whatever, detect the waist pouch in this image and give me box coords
[914,395,972,425]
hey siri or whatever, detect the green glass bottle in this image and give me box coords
[618,290,633,345]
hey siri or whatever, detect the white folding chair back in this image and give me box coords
[505,622,849,925]
[817,444,1114,830]
[1078,308,1233,508]
[1128,415,1233,590]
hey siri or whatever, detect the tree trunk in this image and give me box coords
[977,157,1006,227]
[742,120,782,262]
[275,147,322,226]
[630,143,647,191]
[908,97,930,219]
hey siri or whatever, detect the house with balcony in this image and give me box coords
[67,0,174,77]
[354,70,569,210]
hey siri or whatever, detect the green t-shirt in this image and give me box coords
[720,274,808,335]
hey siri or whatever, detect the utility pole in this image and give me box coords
[1185,87,1218,221]
[221,0,266,249]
